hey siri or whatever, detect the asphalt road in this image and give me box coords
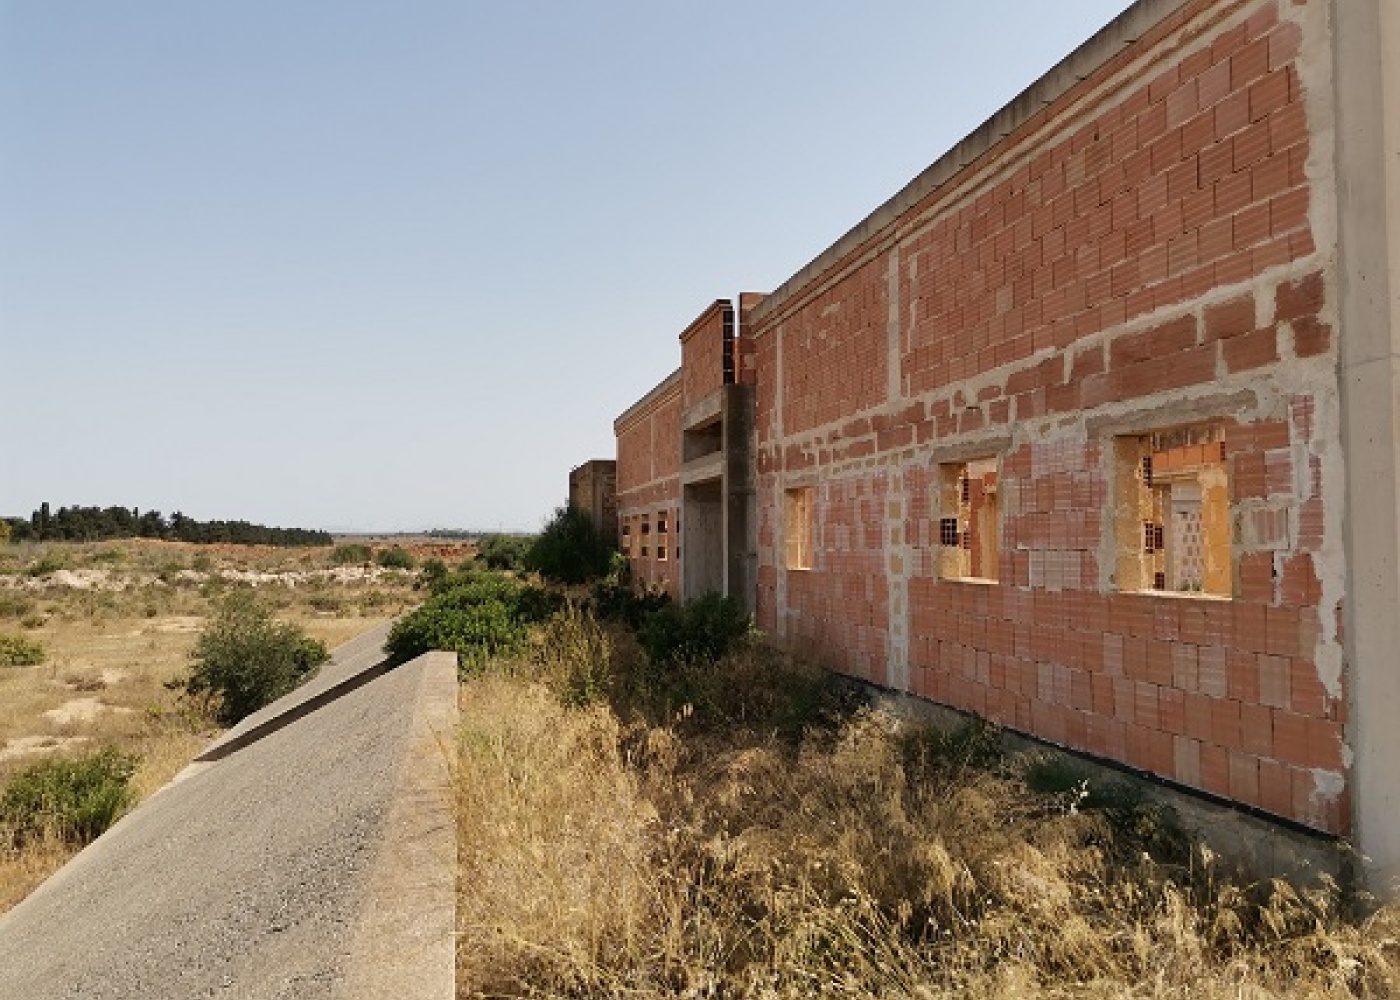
[0,629,455,1000]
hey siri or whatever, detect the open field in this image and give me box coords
[455,608,1400,1000]
[0,537,457,913]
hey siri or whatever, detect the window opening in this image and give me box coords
[939,457,999,581]
[785,487,814,570]
[1115,424,1229,597]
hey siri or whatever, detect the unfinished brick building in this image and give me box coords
[609,0,1400,889]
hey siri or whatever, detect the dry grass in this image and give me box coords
[0,538,429,914]
[456,616,1400,999]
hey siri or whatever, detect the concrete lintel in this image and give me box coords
[681,451,724,486]
[682,390,723,432]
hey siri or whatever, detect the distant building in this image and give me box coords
[568,460,617,546]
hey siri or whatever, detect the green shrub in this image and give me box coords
[637,592,753,666]
[417,557,448,589]
[375,546,416,570]
[525,506,613,585]
[0,633,46,666]
[177,592,329,726]
[588,579,671,631]
[0,748,139,847]
[475,533,533,572]
[330,543,372,565]
[26,553,67,578]
[386,572,559,672]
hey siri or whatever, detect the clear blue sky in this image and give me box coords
[1,0,1134,533]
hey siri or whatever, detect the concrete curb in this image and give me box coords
[0,627,459,1000]
[338,651,458,1000]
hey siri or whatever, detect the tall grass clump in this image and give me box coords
[0,633,45,666]
[0,748,139,849]
[174,591,329,726]
[532,603,613,708]
[454,607,1400,999]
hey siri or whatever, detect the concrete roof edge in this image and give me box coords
[748,0,1189,332]
[614,368,683,434]
[570,459,616,475]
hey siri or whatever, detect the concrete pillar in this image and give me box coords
[1333,0,1400,893]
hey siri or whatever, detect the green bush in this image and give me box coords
[588,579,672,631]
[177,592,329,726]
[26,553,67,578]
[637,592,753,666]
[417,557,448,589]
[525,506,613,585]
[375,545,416,570]
[0,748,139,847]
[475,533,533,572]
[330,543,372,565]
[387,572,559,672]
[0,633,46,666]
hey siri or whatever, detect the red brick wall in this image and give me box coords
[681,302,730,410]
[616,377,683,596]
[751,0,1346,832]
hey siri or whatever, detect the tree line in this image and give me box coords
[3,503,332,548]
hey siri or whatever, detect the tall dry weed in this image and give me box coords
[456,677,660,995]
[456,614,1400,999]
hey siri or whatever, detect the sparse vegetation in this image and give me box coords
[176,592,329,726]
[0,634,46,667]
[474,533,532,572]
[455,600,1400,999]
[0,748,138,849]
[0,536,430,915]
[375,545,416,571]
[418,557,449,589]
[330,543,373,565]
